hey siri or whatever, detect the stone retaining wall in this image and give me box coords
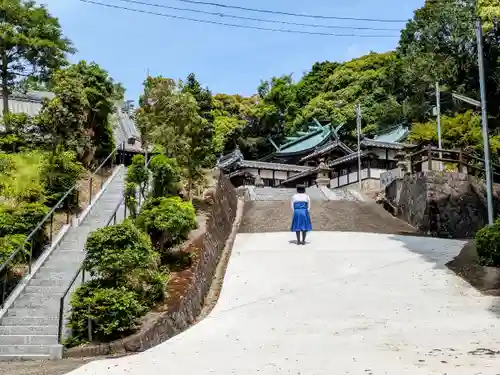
[386,171,500,238]
[64,170,238,357]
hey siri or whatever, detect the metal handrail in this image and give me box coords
[0,142,125,308]
[57,155,153,344]
[57,196,127,344]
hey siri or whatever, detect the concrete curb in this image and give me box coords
[198,198,245,321]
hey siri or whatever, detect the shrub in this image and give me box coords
[41,150,85,206]
[148,155,181,198]
[67,283,147,344]
[126,154,148,197]
[0,151,46,203]
[0,202,49,257]
[124,182,138,219]
[476,219,500,267]
[0,234,28,269]
[136,196,197,256]
[83,220,159,283]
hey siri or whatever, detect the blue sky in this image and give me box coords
[42,0,424,102]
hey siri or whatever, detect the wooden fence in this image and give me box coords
[409,145,500,180]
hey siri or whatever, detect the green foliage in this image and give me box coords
[83,220,159,283]
[0,151,46,204]
[126,154,149,198]
[148,154,181,198]
[0,234,27,270]
[41,150,85,206]
[0,0,74,128]
[476,219,500,267]
[136,196,197,256]
[124,182,138,219]
[408,111,500,159]
[136,77,212,197]
[0,202,49,258]
[67,283,147,344]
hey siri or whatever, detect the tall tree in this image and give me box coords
[398,0,500,125]
[136,76,212,197]
[0,0,74,128]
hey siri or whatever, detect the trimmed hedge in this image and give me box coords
[476,219,500,267]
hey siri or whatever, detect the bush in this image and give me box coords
[0,151,46,203]
[136,196,197,256]
[476,220,500,267]
[0,202,49,257]
[126,154,148,197]
[41,150,85,206]
[83,220,159,283]
[0,234,28,270]
[149,155,181,198]
[124,182,138,219]
[67,283,147,344]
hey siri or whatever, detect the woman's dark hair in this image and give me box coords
[296,184,306,194]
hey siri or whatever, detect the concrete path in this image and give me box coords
[64,231,500,375]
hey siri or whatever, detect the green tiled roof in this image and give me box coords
[276,119,332,155]
[373,124,409,143]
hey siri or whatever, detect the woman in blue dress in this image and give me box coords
[291,184,312,245]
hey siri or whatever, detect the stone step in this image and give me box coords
[29,278,72,287]
[0,354,51,361]
[13,294,64,309]
[0,316,59,327]
[0,335,57,345]
[6,308,60,318]
[0,325,58,335]
[24,285,69,294]
[0,344,52,355]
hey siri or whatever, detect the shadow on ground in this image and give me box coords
[389,234,500,320]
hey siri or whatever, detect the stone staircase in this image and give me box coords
[251,187,329,201]
[248,186,360,202]
[0,167,127,360]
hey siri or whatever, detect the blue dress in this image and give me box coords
[291,201,313,232]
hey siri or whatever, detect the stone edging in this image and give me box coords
[64,174,238,358]
[197,198,244,321]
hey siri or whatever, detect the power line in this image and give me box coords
[169,0,408,23]
[113,0,402,31]
[79,0,400,37]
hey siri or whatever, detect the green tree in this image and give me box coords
[136,76,212,197]
[0,0,74,127]
[397,0,500,125]
[35,69,88,153]
[149,154,181,198]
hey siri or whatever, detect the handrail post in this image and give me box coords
[427,144,433,171]
[57,297,64,344]
[89,177,93,206]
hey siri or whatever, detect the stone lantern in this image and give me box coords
[315,159,331,187]
[254,174,264,187]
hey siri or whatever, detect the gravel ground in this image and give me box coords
[239,200,417,234]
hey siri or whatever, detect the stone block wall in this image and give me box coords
[64,171,238,357]
[386,171,500,238]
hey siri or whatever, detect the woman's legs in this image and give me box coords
[295,231,301,244]
[301,231,307,244]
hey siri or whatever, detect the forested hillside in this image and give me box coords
[137,0,500,162]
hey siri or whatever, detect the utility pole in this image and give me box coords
[435,82,443,171]
[356,103,362,190]
[476,19,494,225]
[144,68,150,168]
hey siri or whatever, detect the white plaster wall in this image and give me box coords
[275,171,288,180]
[371,148,398,160]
